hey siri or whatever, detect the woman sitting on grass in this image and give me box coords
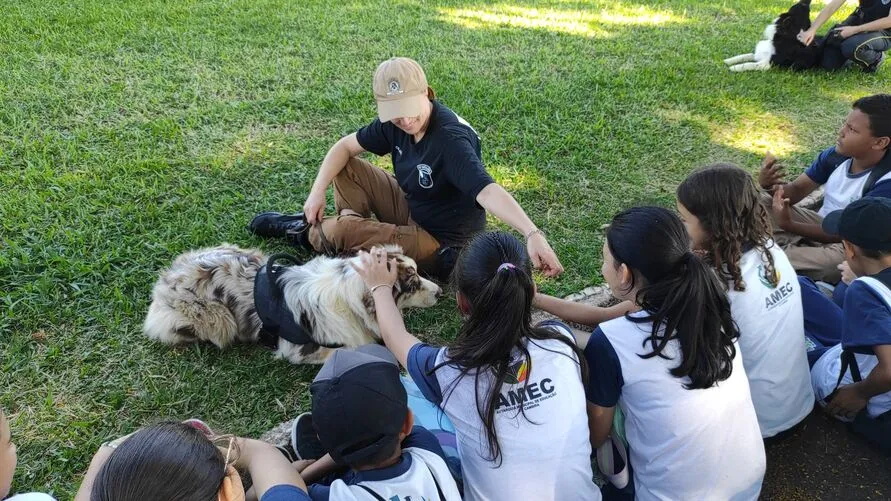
[584,207,765,501]
[677,164,814,439]
[353,232,601,501]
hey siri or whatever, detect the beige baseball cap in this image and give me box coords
[372,57,433,122]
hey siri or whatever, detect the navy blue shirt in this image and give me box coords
[804,147,891,199]
[583,327,625,407]
[261,485,311,501]
[356,101,495,246]
[306,427,448,500]
[841,266,891,356]
[860,0,891,24]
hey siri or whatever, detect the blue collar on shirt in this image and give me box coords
[344,452,413,484]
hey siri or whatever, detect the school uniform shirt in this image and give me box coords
[804,147,891,218]
[811,267,891,418]
[407,324,601,501]
[728,244,814,437]
[356,100,495,246]
[261,485,311,501]
[860,0,891,23]
[305,427,461,501]
[586,313,766,501]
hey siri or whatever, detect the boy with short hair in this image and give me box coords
[803,197,891,454]
[759,94,891,282]
[285,344,461,501]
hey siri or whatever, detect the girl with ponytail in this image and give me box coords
[354,231,601,501]
[585,207,765,501]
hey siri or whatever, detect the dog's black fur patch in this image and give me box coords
[771,0,824,70]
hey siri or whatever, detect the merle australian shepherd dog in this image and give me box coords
[143,244,441,364]
[724,0,825,72]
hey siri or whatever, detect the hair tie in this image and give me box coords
[497,263,516,272]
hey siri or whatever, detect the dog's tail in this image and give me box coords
[143,287,243,349]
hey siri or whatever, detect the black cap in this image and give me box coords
[309,344,407,465]
[822,197,891,251]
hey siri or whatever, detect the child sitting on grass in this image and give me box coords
[75,420,310,501]
[803,197,891,454]
[677,164,814,438]
[0,408,56,501]
[283,344,461,500]
[585,207,765,501]
[354,232,601,501]
[757,94,891,282]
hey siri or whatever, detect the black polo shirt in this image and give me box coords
[860,0,891,23]
[356,100,494,246]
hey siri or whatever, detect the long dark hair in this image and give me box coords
[677,163,777,292]
[435,231,586,465]
[607,207,738,390]
[91,422,229,501]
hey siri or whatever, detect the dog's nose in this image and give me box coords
[435,287,443,299]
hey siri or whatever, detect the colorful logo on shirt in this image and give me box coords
[416,164,433,189]
[505,359,529,384]
[757,264,780,289]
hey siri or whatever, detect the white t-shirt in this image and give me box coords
[6,494,56,501]
[812,275,891,418]
[728,244,815,437]
[816,158,891,217]
[587,314,766,501]
[326,447,462,501]
[407,325,601,501]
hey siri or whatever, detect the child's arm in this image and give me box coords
[772,187,842,243]
[298,453,338,485]
[587,402,615,449]
[352,249,423,367]
[236,438,308,498]
[74,445,115,501]
[826,345,891,420]
[535,293,635,327]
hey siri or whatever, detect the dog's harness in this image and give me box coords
[253,253,343,350]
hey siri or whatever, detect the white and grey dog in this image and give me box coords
[143,244,441,364]
[724,0,823,72]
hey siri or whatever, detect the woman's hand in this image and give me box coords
[527,233,564,277]
[798,28,817,46]
[352,248,398,291]
[303,190,327,225]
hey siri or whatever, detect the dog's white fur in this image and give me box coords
[143,244,441,364]
[724,22,778,71]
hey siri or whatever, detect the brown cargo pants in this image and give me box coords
[307,157,441,272]
[761,192,844,283]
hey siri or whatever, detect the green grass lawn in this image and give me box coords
[1,0,887,496]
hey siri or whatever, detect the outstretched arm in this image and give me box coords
[535,293,636,327]
[352,249,423,368]
[801,0,846,45]
[476,183,564,277]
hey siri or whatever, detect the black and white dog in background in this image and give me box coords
[724,0,825,72]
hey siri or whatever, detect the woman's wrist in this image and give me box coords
[525,228,545,241]
[369,283,394,295]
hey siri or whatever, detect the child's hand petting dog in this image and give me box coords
[353,248,398,294]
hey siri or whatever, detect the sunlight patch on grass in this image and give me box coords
[437,4,686,38]
[487,164,547,191]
